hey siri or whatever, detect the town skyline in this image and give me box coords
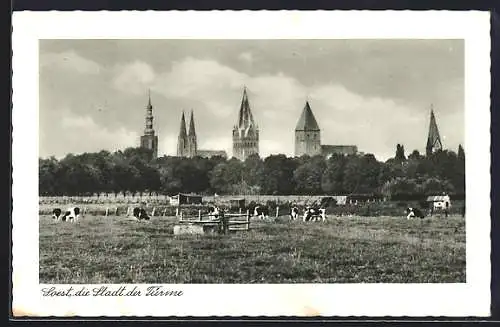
[39,39,464,161]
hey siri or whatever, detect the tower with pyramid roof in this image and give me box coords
[232,87,259,161]
[187,110,198,158]
[177,111,189,157]
[295,101,321,157]
[426,105,443,156]
[139,90,159,159]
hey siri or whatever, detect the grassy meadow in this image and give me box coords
[39,214,465,284]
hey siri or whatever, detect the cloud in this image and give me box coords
[153,57,246,99]
[308,83,428,161]
[260,140,290,158]
[159,135,178,156]
[40,50,101,75]
[40,110,138,158]
[146,56,431,160]
[112,61,156,95]
[39,46,462,162]
[238,52,254,64]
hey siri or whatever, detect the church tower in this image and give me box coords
[295,101,321,157]
[187,109,198,158]
[232,87,259,161]
[177,111,189,157]
[426,105,443,156]
[139,90,159,159]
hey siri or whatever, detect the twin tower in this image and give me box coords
[176,87,259,160]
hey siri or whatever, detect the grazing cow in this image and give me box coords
[303,207,326,222]
[208,206,221,220]
[253,206,270,219]
[60,207,81,222]
[290,206,300,220]
[132,207,150,220]
[405,207,425,220]
[52,208,62,220]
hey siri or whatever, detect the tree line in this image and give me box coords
[39,144,465,200]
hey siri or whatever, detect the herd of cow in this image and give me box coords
[50,205,427,223]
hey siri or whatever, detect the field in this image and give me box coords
[39,213,466,284]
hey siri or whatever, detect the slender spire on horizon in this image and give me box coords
[237,86,256,130]
[144,89,154,136]
[140,90,158,159]
[179,111,187,138]
[426,104,443,156]
[188,109,196,137]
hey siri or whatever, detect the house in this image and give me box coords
[426,195,451,210]
[169,193,203,206]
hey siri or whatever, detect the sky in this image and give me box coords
[39,39,464,162]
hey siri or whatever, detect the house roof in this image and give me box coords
[426,195,450,202]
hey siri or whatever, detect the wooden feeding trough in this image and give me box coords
[173,209,251,235]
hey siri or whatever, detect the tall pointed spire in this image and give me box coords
[140,90,158,160]
[188,109,196,137]
[295,101,320,131]
[426,104,443,156]
[294,100,321,156]
[144,89,154,135]
[179,111,187,138]
[232,86,259,161]
[177,111,188,157]
[187,109,197,157]
[147,88,152,109]
[237,86,256,130]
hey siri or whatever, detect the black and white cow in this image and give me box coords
[253,206,270,219]
[303,207,326,222]
[132,207,150,220]
[290,206,300,220]
[52,208,62,220]
[405,207,425,220]
[54,207,81,222]
[208,206,222,220]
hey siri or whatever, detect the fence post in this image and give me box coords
[276,206,279,218]
[239,208,242,214]
[222,214,229,234]
[163,208,167,216]
[198,210,202,221]
[151,207,156,217]
[126,207,130,216]
[176,208,179,217]
[180,211,183,221]
[105,207,109,217]
[246,209,250,230]
[114,207,118,216]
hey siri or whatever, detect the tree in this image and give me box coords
[262,155,297,195]
[321,154,347,194]
[293,155,326,195]
[242,154,265,191]
[420,177,455,195]
[458,144,465,162]
[39,157,60,195]
[395,144,406,162]
[408,149,422,161]
[381,177,420,200]
[209,158,243,194]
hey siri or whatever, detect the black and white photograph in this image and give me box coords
[12,11,491,317]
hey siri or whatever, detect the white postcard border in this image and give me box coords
[12,10,491,317]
